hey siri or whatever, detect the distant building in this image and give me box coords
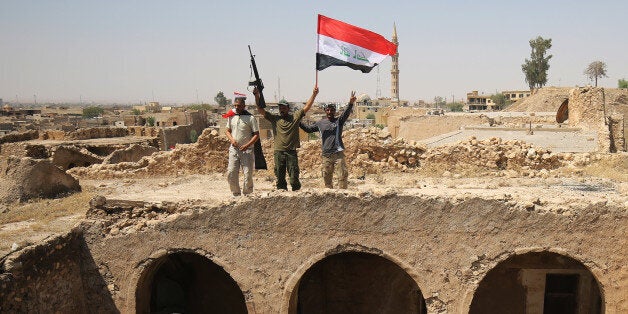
[147,102,162,113]
[466,89,531,111]
[502,90,531,102]
[354,95,390,126]
[466,91,493,111]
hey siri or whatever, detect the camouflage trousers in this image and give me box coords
[274,150,301,191]
[322,151,348,189]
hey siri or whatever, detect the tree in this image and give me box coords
[214,91,231,107]
[186,104,213,111]
[584,61,608,87]
[146,116,155,127]
[366,113,376,120]
[619,78,628,89]
[433,96,446,108]
[189,130,198,143]
[521,36,552,90]
[82,106,104,118]
[490,93,507,109]
[491,93,514,110]
[447,102,464,112]
[131,108,141,115]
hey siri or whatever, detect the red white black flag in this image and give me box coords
[316,14,397,73]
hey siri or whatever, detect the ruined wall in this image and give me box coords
[396,115,485,141]
[126,126,161,138]
[38,127,129,141]
[38,130,65,140]
[568,87,628,152]
[71,193,626,313]
[102,144,159,164]
[0,230,116,312]
[50,146,104,170]
[162,125,196,150]
[0,130,39,144]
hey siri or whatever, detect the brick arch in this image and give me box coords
[462,247,605,314]
[282,243,427,314]
[134,248,247,313]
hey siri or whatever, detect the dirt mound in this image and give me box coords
[504,87,571,112]
[0,157,81,203]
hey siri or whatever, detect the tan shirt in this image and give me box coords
[226,114,259,147]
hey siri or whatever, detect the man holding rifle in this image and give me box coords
[254,86,318,191]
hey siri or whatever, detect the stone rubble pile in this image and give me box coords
[69,128,229,179]
[421,136,564,172]
[297,128,427,175]
[69,127,610,180]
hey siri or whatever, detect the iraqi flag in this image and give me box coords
[317,14,397,73]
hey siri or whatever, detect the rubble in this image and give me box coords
[68,127,593,180]
[298,128,427,175]
[68,128,229,178]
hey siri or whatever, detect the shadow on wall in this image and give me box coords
[0,231,118,313]
[135,251,247,314]
[469,251,604,314]
[77,235,120,313]
[290,252,427,314]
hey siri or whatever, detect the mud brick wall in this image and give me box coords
[0,230,89,312]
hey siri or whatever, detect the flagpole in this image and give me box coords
[315,14,319,88]
[315,48,319,88]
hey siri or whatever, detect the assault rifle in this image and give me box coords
[248,45,266,108]
[247,45,268,170]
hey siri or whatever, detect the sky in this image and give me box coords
[1,0,627,105]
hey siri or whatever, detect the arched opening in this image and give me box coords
[136,251,247,314]
[470,251,603,314]
[290,252,426,314]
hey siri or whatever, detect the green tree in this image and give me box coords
[131,108,141,115]
[214,91,231,107]
[146,116,155,127]
[490,93,507,109]
[521,36,552,90]
[447,102,464,112]
[619,78,628,89]
[187,104,213,111]
[584,61,608,87]
[433,96,446,108]
[82,106,104,118]
[366,113,376,120]
[189,130,198,143]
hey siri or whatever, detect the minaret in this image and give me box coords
[390,23,400,106]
